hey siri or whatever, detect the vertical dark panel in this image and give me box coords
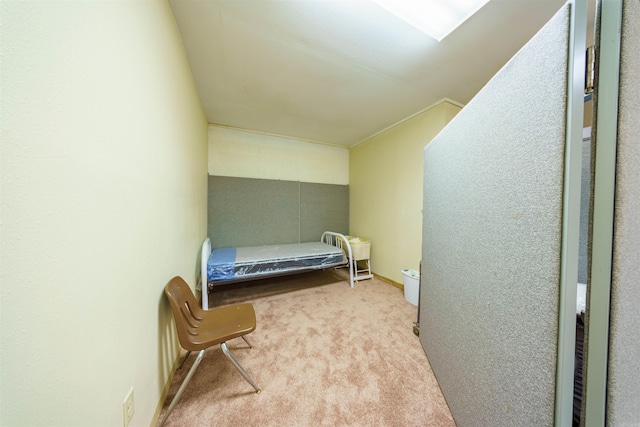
[420,5,571,426]
[208,176,299,247]
[299,182,349,242]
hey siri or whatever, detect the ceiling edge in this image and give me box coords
[208,123,349,149]
[348,97,466,149]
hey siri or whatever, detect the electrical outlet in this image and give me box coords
[123,387,134,427]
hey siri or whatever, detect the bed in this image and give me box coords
[199,231,355,309]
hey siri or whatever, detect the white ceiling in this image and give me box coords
[169,0,591,147]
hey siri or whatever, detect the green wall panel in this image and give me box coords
[208,176,299,247]
[300,182,349,242]
[208,176,349,248]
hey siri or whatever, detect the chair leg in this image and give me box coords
[241,335,253,348]
[159,349,206,426]
[220,341,261,393]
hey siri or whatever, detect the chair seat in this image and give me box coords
[188,303,256,351]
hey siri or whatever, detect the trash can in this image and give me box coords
[402,269,420,306]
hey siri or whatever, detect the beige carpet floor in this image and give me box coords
[158,269,455,426]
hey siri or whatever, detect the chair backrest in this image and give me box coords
[165,276,206,351]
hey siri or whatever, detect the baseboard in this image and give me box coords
[150,347,183,426]
[374,273,404,290]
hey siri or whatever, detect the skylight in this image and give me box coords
[371,0,491,41]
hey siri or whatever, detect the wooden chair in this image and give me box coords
[160,276,260,425]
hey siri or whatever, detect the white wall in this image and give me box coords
[209,125,349,185]
[0,1,208,426]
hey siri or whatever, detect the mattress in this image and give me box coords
[207,242,346,284]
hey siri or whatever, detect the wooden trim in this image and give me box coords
[374,273,404,290]
[150,346,184,426]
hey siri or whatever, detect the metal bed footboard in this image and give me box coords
[321,231,355,288]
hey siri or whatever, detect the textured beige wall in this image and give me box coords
[606,0,640,422]
[349,100,461,283]
[420,4,571,423]
[209,125,349,185]
[0,1,207,426]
